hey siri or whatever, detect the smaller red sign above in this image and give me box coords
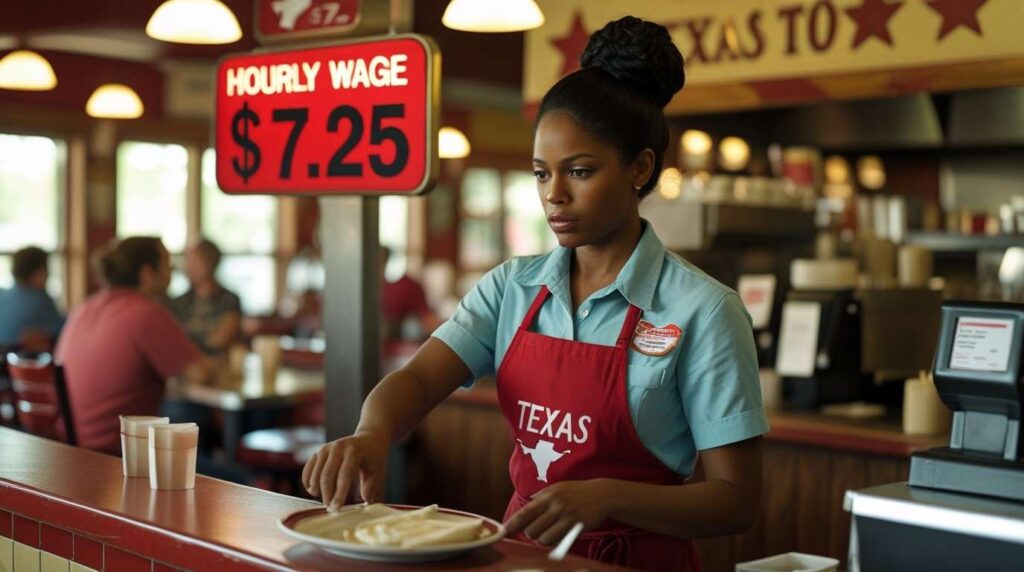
[257,0,361,43]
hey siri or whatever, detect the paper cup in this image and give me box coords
[148,423,199,490]
[119,416,169,478]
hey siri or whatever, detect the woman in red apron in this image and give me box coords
[304,15,767,571]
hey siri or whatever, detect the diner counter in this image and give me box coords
[446,383,947,457]
[0,427,621,572]
[418,379,949,570]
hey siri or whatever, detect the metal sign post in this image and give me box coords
[320,195,379,439]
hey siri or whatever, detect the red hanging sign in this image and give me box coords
[256,0,362,43]
[214,34,440,196]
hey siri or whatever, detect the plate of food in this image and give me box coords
[277,503,506,563]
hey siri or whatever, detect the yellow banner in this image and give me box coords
[524,0,1024,107]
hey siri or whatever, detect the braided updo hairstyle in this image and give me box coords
[536,16,685,198]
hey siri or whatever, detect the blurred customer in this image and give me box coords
[380,246,441,374]
[381,246,441,342]
[171,237,243,355]
[0,246,64,351]
[243,245,323,339]
[56,237,215,454]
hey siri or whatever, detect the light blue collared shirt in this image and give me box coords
[433,222,769,476]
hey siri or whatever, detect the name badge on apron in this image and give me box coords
[631,321,683,356]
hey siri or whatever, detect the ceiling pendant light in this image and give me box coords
[718,136,751,172]
[146,0,242,45]
[442,0,545,33]
[438,127,471,159]
[86,84,144,119]
[0,50,57,91]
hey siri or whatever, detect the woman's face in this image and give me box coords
[532,111,648,249]
[184,245,213,284]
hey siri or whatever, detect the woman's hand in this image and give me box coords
[505,479,615,546]
[301,429,390,510]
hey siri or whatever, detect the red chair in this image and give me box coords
[6,352,76,445]
[0,346,15,428]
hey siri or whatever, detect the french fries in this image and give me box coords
[295,504,487,548]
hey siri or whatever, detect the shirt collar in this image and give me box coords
[512,220,665,312]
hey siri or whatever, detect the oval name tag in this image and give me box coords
[631,320,683,356]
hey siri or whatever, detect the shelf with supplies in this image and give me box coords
[904,232,1024,254]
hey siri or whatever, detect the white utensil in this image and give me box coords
[547,522,584,561]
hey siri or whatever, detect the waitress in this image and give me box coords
[303,15,768,570]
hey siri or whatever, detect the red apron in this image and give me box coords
[497,286,700,571]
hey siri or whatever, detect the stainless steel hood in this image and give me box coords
[948,87,1024,147]
[675,87,1024,151]
[773,93,944,150]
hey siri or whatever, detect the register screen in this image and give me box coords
[949,317,1015,373]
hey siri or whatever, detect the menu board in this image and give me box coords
[949,317,1015,373]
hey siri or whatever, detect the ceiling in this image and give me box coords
[0,0,523,115]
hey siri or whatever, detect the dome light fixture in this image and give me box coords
[0,50,57,91]
[657,167,682,200]
[825,155,851,184]
[857,155,886,191]
[442,0,545,32]
[439,126,471,159]
[718,136,750,172]
[146,0,242,45]
[681,130,713,156]
[86,84,144,119]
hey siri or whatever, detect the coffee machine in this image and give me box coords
[775,259,867,408]
[909,300,1024,501]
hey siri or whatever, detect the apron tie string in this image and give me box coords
[585,530,631,564]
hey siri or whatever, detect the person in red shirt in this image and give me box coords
[379,247,441,372]
[379,246,441,342]
[56,237,215,454]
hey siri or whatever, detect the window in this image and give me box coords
[201,149,278,315]
[117,142,189,252]
[504,170,555,257]
[380,196,409,281]
[116,144,279,315]
[0,134,66,305]
[459,168,503,272]
[458,167,553,280]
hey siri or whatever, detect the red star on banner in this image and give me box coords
[551,11,589,76]
[926,0,988,41]
[845,0,905,50]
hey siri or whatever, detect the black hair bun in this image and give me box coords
[579,16,685,108]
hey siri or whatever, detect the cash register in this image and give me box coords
[844,301,1024,572]
[909,300,1024,501]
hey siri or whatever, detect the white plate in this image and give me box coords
[277,504,507,563]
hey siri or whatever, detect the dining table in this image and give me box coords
[164,352,325,464]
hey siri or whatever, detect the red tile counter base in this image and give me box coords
[0,428,622,571]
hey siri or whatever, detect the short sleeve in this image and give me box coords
[135,304,203,379]
[677,293,769,451]
[431,261,510,385]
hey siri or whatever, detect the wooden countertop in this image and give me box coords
[0,427,622,571]
[446,384,947,458]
